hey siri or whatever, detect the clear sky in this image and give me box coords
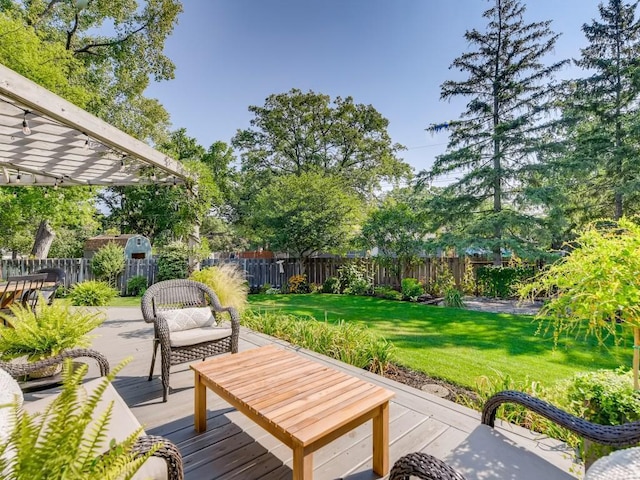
[145,0,602,186]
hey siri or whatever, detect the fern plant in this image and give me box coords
[0,360,159,479]
[0,298,104,362]
[190,263,249,312]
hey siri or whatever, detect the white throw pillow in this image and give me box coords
[159,307,216,332]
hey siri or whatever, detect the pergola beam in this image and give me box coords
[0,63,190,184]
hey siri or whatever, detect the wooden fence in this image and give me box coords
[1,256,492,293]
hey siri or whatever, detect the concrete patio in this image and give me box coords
[37,307,580,479]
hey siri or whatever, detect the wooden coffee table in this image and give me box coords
[191,344,395,479]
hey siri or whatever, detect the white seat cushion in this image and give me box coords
[169,326,233,347]
[24,379,167,480]
[159,307,216,332]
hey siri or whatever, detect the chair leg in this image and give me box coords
[149,338,159,381]
[161,342,171,403]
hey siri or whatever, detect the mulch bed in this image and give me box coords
[383,363,479,405]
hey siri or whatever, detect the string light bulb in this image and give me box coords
[84,135,90,150]
[53,180,58,190]
[120,157,126,172]
[44,188,49,198]
[15,171,21,183]
[22,112,31,135]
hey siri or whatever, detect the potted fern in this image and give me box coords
[0,298,104,378]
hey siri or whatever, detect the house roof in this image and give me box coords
[0,64,190,188]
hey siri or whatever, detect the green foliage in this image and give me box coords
[444,288,465,308]
[461,257,476,295]
[156,241,189,281]
[401,278,423,301]
[360,188,429,280]
[0,360,158,479]
[190,263,249,312]
[258,283,272,294]
[241,310,394,374]
[554,368,640,426]
[477,265,536,298]
[519,218,640,346]
[126,275,148,297]
[232,88,410,198]
[250,172,363,261]
[337,261,373,296]
[373,286,403,301]
[90,243,125,288]
[463,371,568,442]
[427,261,456,296]
[287,275,310,294]
[0,299,104,361]
[68,281,118,307]
[322,277,341,294]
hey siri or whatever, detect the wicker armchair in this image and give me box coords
[141,279,240,402]
[390,390,640,480]
[0,348,110,380]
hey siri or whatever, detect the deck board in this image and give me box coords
[80,307,579,480]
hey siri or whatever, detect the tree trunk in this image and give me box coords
[31,220,56,259]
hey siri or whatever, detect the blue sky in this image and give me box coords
[145,0,602,186]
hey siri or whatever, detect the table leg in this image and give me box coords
[292,444,312,480]
[372,401,390,475]
[194,371,207,432]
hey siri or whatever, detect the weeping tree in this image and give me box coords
[520,218,640,389]
[419,0,568,265]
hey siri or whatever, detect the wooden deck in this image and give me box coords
[60,307,579,479]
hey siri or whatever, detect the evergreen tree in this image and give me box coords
[560,0,640,221]
[419,0,567,264]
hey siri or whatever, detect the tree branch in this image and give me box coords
[73,22,149,55]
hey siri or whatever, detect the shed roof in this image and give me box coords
[0,64,190,188]
[84,234,146,252]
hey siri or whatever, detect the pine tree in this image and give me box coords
[561,0,640,221]
[420,0,567,265]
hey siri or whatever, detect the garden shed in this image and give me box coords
[84,234,152,260]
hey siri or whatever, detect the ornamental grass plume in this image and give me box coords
[518,218,640,389]
[190,263,249,313]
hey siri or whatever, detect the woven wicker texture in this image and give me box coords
[482,390,640,447]
[390,452,467,480]
[133,434,184,480]
[585,447,640,480]
[141,279,239,402]
[0,348,110,380]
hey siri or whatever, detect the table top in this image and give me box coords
[191,345,395,446]
[0,282,56,293]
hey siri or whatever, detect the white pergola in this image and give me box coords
[0,63,190,188]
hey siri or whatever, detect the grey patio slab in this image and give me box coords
[83,307,579,480]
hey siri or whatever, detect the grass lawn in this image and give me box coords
[248,294,631,390]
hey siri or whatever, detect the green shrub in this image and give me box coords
[322,276,341,294]
[68,280,118,306]
[126,275,148,297]
[288,274,310,294]
[190,263,249,312]
[555,369,640,426]
[401,278,423,301]
[259,283,272,294]
[90,242,125,288]
[241,310,394,374]
[337,261,373,295]
[428,261,456,296]
[373,286,403,301]
[461,257,476,295]
[156,241,189,281]
[476,265,535,298]
[444,288,465,308]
